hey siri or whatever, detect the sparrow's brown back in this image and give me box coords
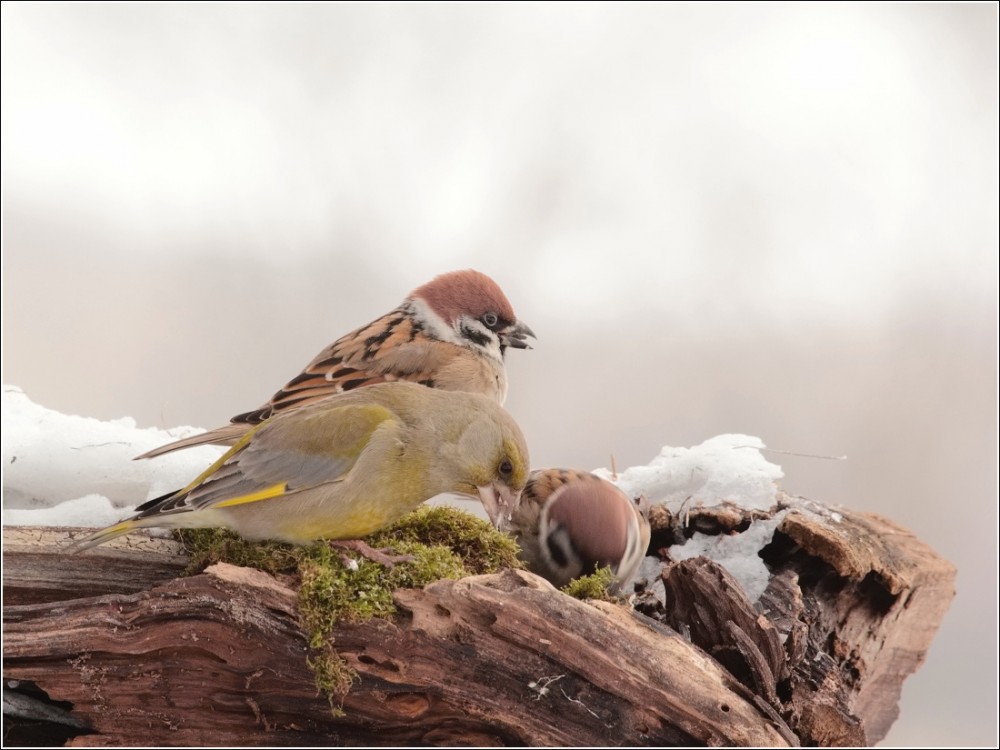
[232,305,496,423]
[137,269,533,460]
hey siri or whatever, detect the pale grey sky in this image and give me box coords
[2,3,997,744]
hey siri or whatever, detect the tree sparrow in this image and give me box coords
[511,468,651,593]
[138,269,533,459]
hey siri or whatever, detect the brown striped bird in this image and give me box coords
[138,269,534,459]
[510,468,651,592]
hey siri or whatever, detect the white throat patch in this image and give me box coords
[406,297,504,364]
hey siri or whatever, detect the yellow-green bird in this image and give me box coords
[75,382,530,550]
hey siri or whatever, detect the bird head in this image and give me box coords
[407,269,536,361]
[516,469,652,591]
[442,400,530,532]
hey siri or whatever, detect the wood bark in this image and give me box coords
[2,496,956,747]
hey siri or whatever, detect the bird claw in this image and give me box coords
[328,539,416,568]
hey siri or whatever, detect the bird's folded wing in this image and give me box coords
[134,423,249,460]
[235,311,450,423]
[145,403,400,516]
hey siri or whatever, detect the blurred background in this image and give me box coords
[2,3,996,744]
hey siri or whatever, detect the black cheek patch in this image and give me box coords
[460,324,491,348]
[546,528,570,568]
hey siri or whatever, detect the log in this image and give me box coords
[2,495,955,746]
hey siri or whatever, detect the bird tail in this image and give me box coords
[134,423,248,460]
[69,518,146,553]
[69,483,194,552]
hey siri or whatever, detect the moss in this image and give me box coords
[306,645,356,717]
[296,539,469,635]
[173,506,517,708]
[367,505,524,574]
[175,527,300,577]
[561,566,620,601]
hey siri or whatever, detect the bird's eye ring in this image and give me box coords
[482,312,499,329]
[499,458,514,478]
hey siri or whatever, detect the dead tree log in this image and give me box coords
[2,496,955,747]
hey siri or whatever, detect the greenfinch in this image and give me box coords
[137,270,534,459]
[76,382,530,550]
[510,469,651,592]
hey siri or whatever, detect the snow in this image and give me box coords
[1,385,225,527]
[594,434,786,603]
[667,514,788,603]
[594,434,784,513]
[1,387,787,603]
[1,494,125,530]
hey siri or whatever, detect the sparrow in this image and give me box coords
[137,269,534,459]
[510,468,651,592]
[76,382,530,550]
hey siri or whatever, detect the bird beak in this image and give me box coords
[499,320,536,351]
[477,482,522,532]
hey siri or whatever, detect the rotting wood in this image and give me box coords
[2,496,955,747]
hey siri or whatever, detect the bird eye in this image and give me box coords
[499,458,514,478]
[482,312,499,329]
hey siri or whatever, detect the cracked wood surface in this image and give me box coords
[2,499,955,747]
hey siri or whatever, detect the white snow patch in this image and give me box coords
[1,494,125,529]
[668,512,788,603]
[595,435,787,603]
[595,434,783,513]
[2,385,225,523]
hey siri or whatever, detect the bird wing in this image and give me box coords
[133,423,249,460]
[136,402,399,518]
[232,308,452,423]
[134,311,449,459]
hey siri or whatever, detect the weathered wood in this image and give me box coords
[768,507,957,743]
[662,558,788,707]
[2,526,187,606]
[4,559,789,746]
[1,497,956,747]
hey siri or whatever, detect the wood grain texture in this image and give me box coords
[2,496,956,747]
